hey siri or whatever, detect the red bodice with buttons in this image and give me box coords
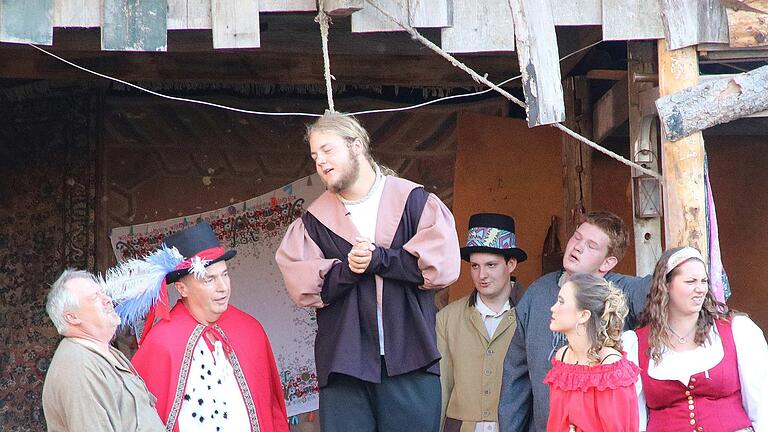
[636,320,752,432]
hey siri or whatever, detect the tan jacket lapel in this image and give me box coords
[467,307,490,343]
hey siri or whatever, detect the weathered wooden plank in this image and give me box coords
[638,86,660,117]
[0,48,519,86]
[409,0,450,28]
[0,0,54,44]
[550,0,601,26]
[658,39,708,252]
[188,0,213,28]
[586,69,626,81]
[656,65,768,141]
[509,0,565,126]
[168,0,188,29]
[323,0,362,16]
[592,78,628,143]
[441,0,514,53]
[659,0,728,50]
[168,0,212,30]
[561,76,592,239]
[211,0,260,49]
[261,0,316,12]
[723,0,768,48]
[351,0,407,33]
[602,0,664,41]
[54,0,100,28]
[628,40,662,276]
[102,0,167,51]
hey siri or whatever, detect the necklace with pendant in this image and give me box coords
[668,325,695,344]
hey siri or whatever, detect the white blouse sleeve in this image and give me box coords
[622,330,648,432]
[732,315,768,431]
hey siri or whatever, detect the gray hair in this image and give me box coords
[46,268,96,335]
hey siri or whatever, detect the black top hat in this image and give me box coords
[460,213,527,263]
[164,222,237,284]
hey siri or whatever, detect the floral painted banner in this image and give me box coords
[110,174,324,416]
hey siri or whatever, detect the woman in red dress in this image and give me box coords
[544,272,640,432]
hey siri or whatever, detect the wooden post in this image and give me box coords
[628,40,662,275]
[561,76,592,239]
[658,39,708,253]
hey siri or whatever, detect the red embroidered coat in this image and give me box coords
[132,302,289,432]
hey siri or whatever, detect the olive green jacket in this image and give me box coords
[437,293,517,432]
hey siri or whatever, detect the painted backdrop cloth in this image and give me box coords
[132,302,289,432]
[110,174,325,416]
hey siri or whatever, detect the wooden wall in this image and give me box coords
[706,135,768,331]
[451,121,768,333]
[591,135,768,331]
[450,112,564,301]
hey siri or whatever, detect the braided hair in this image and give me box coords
[569,272,629,363]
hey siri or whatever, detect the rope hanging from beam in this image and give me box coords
[315,0,336,113]
[363,0,662,181]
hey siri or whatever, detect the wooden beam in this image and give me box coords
[658,39,708,252]
[561,76,592,238]
[602,0,664,41]
[323,0,363,16]
[5,46,521,87]
[509,0,565,127]
[656,65,768,141]
[54,0,100,28]
[0,0,54,45]
[102,0,167,51]
[586,69,628,81]
[211,0,260,49]
[658,0,728,50]
[723,0,768,48]
[700,73,768,117]
[592,78,628,143]
[441,0,515,53]
[628,40,662,276]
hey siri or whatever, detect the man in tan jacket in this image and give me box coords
[437,213,527,432]
[42,269,164,432]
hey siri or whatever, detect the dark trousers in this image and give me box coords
[319,358,440,432]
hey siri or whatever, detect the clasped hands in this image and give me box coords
[348,237,375,274]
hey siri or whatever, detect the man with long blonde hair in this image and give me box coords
[276,112,461,431]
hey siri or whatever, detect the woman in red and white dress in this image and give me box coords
[544,272,640,432]
[627,246,768,432]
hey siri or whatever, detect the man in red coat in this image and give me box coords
[130,223,289,432]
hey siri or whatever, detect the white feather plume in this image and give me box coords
[100,245,184,331]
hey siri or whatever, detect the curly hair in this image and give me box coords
[638,247,732,363]
[569,272,629,363]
